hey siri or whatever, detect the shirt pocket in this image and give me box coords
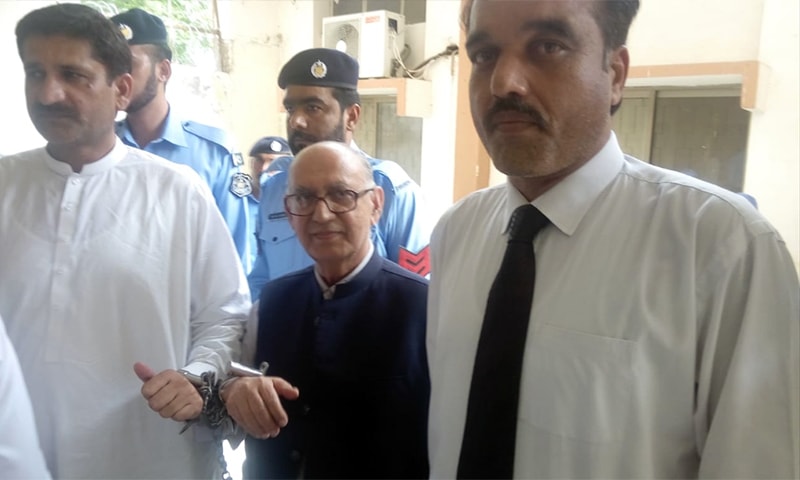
[519,324,635,443]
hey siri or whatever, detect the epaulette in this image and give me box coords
[181,120,235,154]
[372,158,414,192]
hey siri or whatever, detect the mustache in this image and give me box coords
[485,96,548,131]
[32,103,77,118]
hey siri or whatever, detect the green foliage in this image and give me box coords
[82,0,218,67]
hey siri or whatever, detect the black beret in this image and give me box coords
[250,136,290,156]
[277,48,359,90]
[110,8,170,52]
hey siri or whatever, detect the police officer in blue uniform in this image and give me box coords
[247,136,292,268]
[248,48,431,299]
[249,136,292,200]
[110,8,253,270]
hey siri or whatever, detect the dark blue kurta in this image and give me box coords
[244,253,430,479]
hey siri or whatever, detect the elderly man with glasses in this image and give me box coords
[221,141,430,479]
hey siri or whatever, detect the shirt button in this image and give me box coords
[54,268,65,275]
[64,204,73,211]
[302,404,311,415]
[290,450,302,462]
[71,178,81,185]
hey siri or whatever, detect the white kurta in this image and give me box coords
[0,315,51,479]
[427,134,800,478]
[0,141,250,479]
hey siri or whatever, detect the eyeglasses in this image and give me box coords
[284,188,375,216]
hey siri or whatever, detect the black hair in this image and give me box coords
[15,3,132,83]
[460,0,639,115]
[460,0,640,51]
[331,87,361,112]
[591,1,641,50]
[146,43,173,63]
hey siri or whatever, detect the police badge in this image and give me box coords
[118,23,133,41]
[230,172,253,198]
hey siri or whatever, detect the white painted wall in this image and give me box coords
[223,0,333,154]
[628,0,765,63]
[418,0,462,228]
[743,0,800,269]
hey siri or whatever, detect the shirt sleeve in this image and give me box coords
[240,301,260,368]
[695,228,800,478]
[0,319,51,479]
[182,183,251,377]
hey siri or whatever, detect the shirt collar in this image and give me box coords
[117,105,189,149]
[502,132,624,237]
[44,137,127,176]
[158,106,190,148]
[314,242,375,300]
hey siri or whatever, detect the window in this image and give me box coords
[613,88,750,192]
[354,97,423,183]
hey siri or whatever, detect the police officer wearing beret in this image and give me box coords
[247,136,291,268]
[248,48,431,300]
[249,135,292,200]
[110,8,253,271]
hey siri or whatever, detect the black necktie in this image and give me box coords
[457,204,550,479]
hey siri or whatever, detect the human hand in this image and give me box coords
[221,376,299,439]
[133,362,203,422]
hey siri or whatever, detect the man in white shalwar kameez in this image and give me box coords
[0,4,249,478]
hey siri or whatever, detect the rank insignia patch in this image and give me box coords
[232,152,244,167]
[230,172,253,198]
[398,245,430,277]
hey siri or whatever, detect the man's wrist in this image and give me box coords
[178,368,204,387]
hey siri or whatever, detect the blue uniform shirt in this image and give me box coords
[117,108,253,270]
[247,154,430,300]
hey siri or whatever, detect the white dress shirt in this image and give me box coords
[0,315,50,479]
[427,133,800,478]
[0,141,250,479]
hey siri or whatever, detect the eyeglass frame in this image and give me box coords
[284,187,376,217]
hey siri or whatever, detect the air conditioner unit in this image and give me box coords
[322,10,405,79]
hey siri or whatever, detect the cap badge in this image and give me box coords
[310,60,328,79]
[118,23,133,41]
[269,140,282,152]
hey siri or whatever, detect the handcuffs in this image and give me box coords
[178,361,269,433]
[177,361,269,480]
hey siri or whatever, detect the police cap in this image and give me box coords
[277,48,359,90]
[250,136,291,156]
[110,8,172,59]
